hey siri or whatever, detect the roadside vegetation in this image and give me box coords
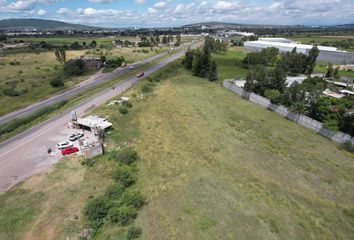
[0,35,182,116]
[0,59,353,239]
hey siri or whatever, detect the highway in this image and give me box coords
[0,46,191,193]
[0,49,171,124]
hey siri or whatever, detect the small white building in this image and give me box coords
[76,115,112,132]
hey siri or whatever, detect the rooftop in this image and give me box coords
[245,40,338,52]
[77,115,112,130]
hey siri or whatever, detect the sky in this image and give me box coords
[0,0,353,27]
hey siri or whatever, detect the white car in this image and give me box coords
[129,65,134,69]
[57,141,73,150]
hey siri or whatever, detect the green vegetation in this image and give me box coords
[0,100,68,137]
[182,36,227,81]
[0,61,353,239]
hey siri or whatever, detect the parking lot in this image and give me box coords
[0,122,96,192]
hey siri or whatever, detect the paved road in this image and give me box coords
[0,49,173,124]
[0,47,190,193]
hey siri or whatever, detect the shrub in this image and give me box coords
[119,106,129,115]
[2,87,20,97]
[123,101,133,108]
[84,196,111,223]
[50,78,64,87]
[111,148,138,165]
[0,100,68,135]
[126,226,142,240]
[108,205,137,225]
[264,89,282,105]
[112,166,135,187]
[341,141,354,153]
[105,184,125,199]
[64,59,85,76]
[118,190,145,209]
[141,83,153,93]
[81,158,96,167]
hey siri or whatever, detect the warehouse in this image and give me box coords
[244,40,354,64]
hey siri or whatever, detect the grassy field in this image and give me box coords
[1,62,353,239]
[0,49,96,116]
[0,39,172,116]
[213,49,248,81]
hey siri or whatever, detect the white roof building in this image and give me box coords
[258,38,294,43]
[76,115,112,131]
[244,40,337,54]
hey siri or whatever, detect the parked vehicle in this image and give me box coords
[57,141,73,150]
[69,134,77,141]
[129,65,135,69]
[69,132,84,141]
[61,146,79,155]
[136,72,144,78]
[76,132,84,139]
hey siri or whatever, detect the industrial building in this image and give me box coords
[244,40,354,64]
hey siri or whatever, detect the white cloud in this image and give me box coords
[153,1,167,9]
[88,0,114,3]
[1,0,353,27]
[7,0,36,10]
[134,0,146,4]
[37,8,46,15]
[57,7,69,14]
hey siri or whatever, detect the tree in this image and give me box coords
[265,89,282,104]
[70,41,82,50]
[162,35,167,44]
[192,50,210,78]
[176,34,181,46]
[261,47,279,66]
[208,60,218,81]
[0,34,6,42]
[306,45,319,74]
[280,47,308,75]
[326,63,334,78]
[64,59,85,76]
[182,49,194,69]
[90,40,97,48]
[54,48,66,65]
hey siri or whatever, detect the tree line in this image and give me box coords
[243,46,353,135]
[182,36,228,81]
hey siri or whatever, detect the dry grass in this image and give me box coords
[1,63,354,239]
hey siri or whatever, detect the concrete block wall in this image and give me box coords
[223,80,354,146]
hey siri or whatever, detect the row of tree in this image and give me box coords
[243,45,319,75]
[182,37,225,81]
[243,45,354,134]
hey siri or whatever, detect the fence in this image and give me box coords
[223,80,354,146]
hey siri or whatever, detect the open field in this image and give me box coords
[0,49,95,116]
[212,49,248,81]
[0,39,173,116]
[286,35,354,52]
[1,62,353,239]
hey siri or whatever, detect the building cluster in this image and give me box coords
[244,38,354,64]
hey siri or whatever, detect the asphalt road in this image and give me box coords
[0,47,190,193]
[0,49,172,124]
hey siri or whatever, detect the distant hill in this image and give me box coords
[0,18,100,31]
[182,21,354,30]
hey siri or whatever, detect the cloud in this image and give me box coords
[88,0,114,3]
[1,0,353,27]
[153,1,167,9]
[37,8,46,15]
[7,0,36,11]
[57,7,69,14]
[134,0,146,4]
